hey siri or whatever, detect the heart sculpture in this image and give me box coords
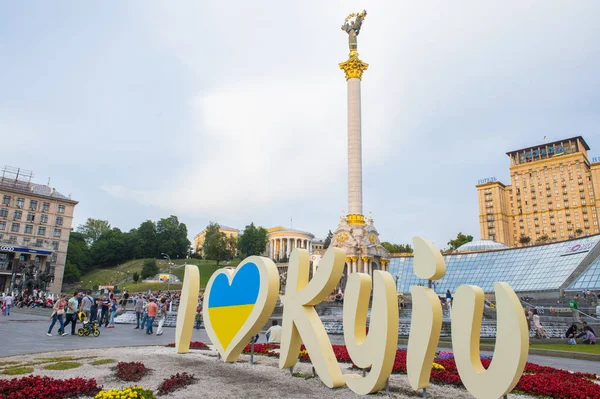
[203,256,280,362]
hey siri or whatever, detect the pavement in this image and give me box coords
[1,310,598,375]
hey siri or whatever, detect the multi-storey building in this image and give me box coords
[0,167,77,293]
[193,225,240,257]
[477,136,600,246]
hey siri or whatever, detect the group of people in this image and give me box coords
[3,289,53,310]
[45,290,175,337]
[565,322,596,345]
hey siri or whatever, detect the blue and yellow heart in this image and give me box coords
[207,262,261,350]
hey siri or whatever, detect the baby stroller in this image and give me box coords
[77,311,100,337]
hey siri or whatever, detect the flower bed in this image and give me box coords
[241,343,279,357]
[95,385,155,399]
[115,362,150,382]
[0,375,100,399]
[157,373,197,396]
[165,341,210,350]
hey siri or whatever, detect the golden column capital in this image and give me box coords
[345,257,353,264]
[339,51,369,80]
[350,256,359,262]
[361,256,371,263]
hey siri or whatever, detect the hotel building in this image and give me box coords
[0,167,78,294]
[476,136,600,246]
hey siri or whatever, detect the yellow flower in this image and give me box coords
[432,362,445,370]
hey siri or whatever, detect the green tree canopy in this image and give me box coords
[204,222,237,265]
[62,260,81,283]
[323,230,333,249]
[141,259,159,279]
[156,215,190,259]
[135,220,158,258]
[381,242,413,253]
[66,231,91,273]
[77,218,111,246]
[238,223,268,257]
[90,228,128,267]
[447,232,474,251]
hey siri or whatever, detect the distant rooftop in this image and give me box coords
[506,136,590,156]
[0,166,75,202]
[456,239,508,252]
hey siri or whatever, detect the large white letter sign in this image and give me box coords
[175,264,200,354]
[451,282,529,399]
[203,256,280,362]
[407,237,446,391]
[279,247,346,388]
[343,271,399,394]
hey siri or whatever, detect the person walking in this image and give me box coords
[532,309,548,339]
[80,291,94,320]
[133,293,144,330]
[146,298,158,335]
[570,296,581,323]
[3,293,13,316]
[47,295,68,337]
[266,320,282,343]
[100,296,110,327]
[108,298,118,328]
[156,297,167,336]
[121,290,130,311]
[63,292,80,335]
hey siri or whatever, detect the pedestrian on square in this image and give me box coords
[63,292,80,335]
[47,295,68,337]
[532,309,548,339]
[121,290,130,311]
[266,320,282,343]
[140,296,149,331]
[146,298,158,335]
[3,293,13,316]
[156,297,167,336]
[569,296,581,323]
[133,293,144,330]
[108,298,118,328]
[100,296,110,327]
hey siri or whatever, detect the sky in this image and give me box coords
[1,1,599,249]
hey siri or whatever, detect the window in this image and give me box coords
[42,202,50,212]
[52,241,59,250]
[13,210,22,220]
[56,216,63,226]
[22,237,30,245]
[38,226,46,236]
[27,212,35,222]
[29,200,37,210]
[24,224,33,234]
[40,214,48,224]
[2,195,10,205]
[8,236,17,244]
[0,208,7,218]
[0,221,5,230]
[11,223,20,233]
[53,228,61,237]
[57,205,65,214]
[51,253,57,263]
[16,198,24,208]
[35,239,43,247]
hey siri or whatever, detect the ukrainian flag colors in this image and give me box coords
[207,262,260,350]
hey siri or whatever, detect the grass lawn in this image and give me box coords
[170,259,242,289]
[530,343,600,354]
[119,282,183,293]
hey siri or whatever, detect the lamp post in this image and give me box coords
[161,253,174,292]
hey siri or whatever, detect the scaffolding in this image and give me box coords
[0,166,34,193]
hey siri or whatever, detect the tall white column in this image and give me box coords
[278,238,283,260]
[286,238,291,258]
[347,77,363,215]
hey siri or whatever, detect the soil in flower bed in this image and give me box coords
[165,341,210,350]
[0,375,100,399]
[115,361,150,382]
[157,372,197,396]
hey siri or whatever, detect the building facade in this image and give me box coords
[477,136,600,247]
[193,225,239,256]
[266,226,314,262]
[0,168,77,294]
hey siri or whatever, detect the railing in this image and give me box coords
[521,299,599,322]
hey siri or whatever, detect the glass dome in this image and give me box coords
[455,239,508,252]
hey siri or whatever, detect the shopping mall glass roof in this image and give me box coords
[389,235,600,294]
[455,239,508,252]
[568,255,600,291]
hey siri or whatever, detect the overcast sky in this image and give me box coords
[1,1,599,249]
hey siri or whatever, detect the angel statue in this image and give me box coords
[341,10,367,52]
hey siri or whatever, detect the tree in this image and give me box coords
[381,242,413,254]
[77,218,111,246]
[447,232,474,251]
[141,259,159,279]
[156,215,191,259]
[575,228,583,237]
[132,272,140,283]
[323,230,333,249]
[204,222,236,265]
[62,260,81,283]
[90,228,128,267]
[66,231,91,273]
[519,235,532,246]
[134,220,158,258]
[238,223,268,257]
[536,234,550,244]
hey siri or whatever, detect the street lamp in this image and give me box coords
[161,253,174,291]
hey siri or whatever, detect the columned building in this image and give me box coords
[266,226,314,262]
[477,136,600,247]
